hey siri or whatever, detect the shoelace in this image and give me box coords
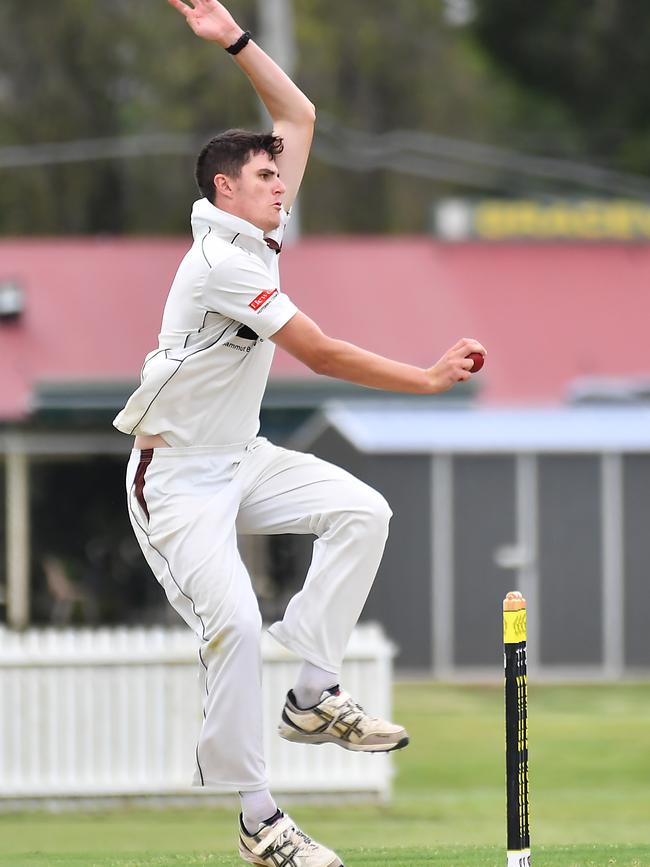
[294,827,318,851]
[275,824,318,853]
[334,697,368,728]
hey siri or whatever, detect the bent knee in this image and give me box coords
[352,487,392,537]
[371,490,393,525]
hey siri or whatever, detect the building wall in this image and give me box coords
[363,455,432,669]
[537,456,602,667]
[452,456,516,668]
[623,455,650,667]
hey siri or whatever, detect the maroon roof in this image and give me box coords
[1,236,649,421]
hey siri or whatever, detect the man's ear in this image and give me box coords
[214,173,234,200]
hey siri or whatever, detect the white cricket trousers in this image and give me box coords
[125,437,392,792]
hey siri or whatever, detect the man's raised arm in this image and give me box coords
[168,0,315,210]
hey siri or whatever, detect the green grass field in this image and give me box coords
[1,683,650,866]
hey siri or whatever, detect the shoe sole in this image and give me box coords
[278,724,410,753]
[239,841,344,866]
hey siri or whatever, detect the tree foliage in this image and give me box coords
[473,0,650,173]
[0,0,259,233]
[1,0,646,235]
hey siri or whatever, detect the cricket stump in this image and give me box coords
[504,591,531,867]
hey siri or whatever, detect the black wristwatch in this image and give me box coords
[226,31,252,55]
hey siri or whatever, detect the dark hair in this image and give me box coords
[195,129,284,202]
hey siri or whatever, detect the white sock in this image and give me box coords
[292,660,338,710]
[240,789,279,835]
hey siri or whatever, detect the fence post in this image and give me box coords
[6,438,30,629]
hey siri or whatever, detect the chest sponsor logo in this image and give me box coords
[249,288,278,312]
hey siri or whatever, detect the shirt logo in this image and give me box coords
[249,288,278,312]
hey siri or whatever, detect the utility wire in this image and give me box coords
[1,116,649,198]
[314,114,650,198]
[0,133,198,168]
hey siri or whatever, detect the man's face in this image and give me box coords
[218,151,286,233]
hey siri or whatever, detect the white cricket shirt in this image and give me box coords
[113,198,298,447]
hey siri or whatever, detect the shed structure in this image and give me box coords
[292,402,650,677]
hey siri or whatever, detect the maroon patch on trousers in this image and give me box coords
[134,448,154,521]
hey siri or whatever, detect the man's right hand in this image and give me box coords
[167,0,242,48]
[426,338,487,393]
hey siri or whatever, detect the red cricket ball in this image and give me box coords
[466,351,485,373]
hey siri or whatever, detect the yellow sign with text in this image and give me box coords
[474,200,650,241]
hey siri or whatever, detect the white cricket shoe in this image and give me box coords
[239,811,343,867]
[278,686,409,753]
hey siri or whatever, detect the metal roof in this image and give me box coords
[309,401,650,454]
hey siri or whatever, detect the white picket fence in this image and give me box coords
[0,623,395,803]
